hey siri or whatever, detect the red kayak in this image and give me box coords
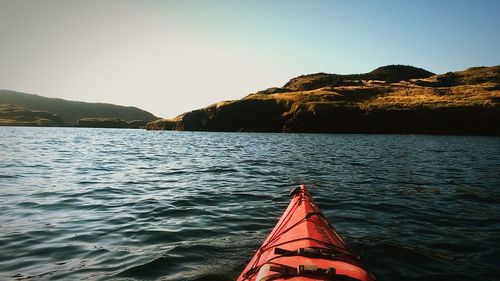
[237,185,375,281]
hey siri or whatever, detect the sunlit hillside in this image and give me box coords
[147,65,500,135]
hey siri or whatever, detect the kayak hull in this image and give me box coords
[237,185,375,281]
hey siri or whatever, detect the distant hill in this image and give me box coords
[283,65,434,91]
[0,90,157,126]
[147,65,500,135]
[0,104,64,126]
[368,65,434,82]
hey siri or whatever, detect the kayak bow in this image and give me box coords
[237,185,375,281]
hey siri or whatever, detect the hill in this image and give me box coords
[146,65,500,135]
[0,90,157,126]
[0,104,64,126]
[283,65,434,90]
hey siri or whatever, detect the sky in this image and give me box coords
[0,0,499,118]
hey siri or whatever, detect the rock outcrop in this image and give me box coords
[147,65,500,135]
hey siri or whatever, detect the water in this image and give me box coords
[0,127,499,281]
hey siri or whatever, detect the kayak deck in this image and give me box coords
[237,185,375,281]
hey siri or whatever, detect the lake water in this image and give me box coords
[0,127,499,281]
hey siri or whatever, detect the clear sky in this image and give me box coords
[1,0,499,118]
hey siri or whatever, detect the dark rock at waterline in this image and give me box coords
[281,105,499,135]
[181,99,286,132]
[76,118,149,129]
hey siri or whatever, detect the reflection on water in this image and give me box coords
[0,127,499,281]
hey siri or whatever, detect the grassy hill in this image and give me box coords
[283,65,434,90]
[147,65,500,135]
[0,90,157,126]
[0,104,64,126]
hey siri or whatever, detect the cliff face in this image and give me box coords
[147,65,500,135]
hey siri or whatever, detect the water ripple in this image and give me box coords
[0,127,499,281]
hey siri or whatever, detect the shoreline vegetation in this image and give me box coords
[0,105,149,129]
[1,65,499,134]
[146,65,500,135]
